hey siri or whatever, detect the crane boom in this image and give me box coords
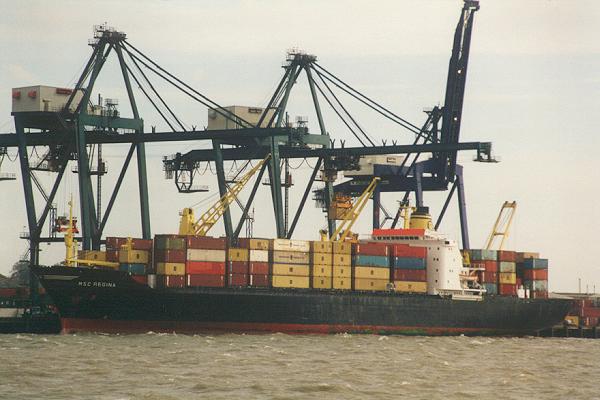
[329,177,380,242]
[179,154,271,236]
[485,201,517,250]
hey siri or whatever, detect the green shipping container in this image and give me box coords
[155,235,186,250]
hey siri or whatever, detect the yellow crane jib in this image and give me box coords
[329,177,380,242]
[485,201,517,251]
[179,154,271,236]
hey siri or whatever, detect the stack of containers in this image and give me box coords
[470,249,498,295]
[390,244,427,293]
[154,234,186,288]
[105,237,127,264]
[332,242,352,290]
[118,241,151,281]
[239,238,271,287]
[516,252,548,298]
[271,239,310,288]
[311,241,333,289]
[497,250,517,296]
[227,245,249,287]
[353,241,390,291]
[78,250,108,264]
[186,236,226,287]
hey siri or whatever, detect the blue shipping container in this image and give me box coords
[522,258,548,270]
[353,255,389,268]
[391,257,426,270]
[119,263,146,275]
[484,283,498,295]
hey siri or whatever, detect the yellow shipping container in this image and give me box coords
[119,249,149,264]
[499,272,517,284]
[312,265,333,277]
[333,265,351,278]
[228,247,249,262]
[272,238,310,252]
[332,242,352,254]
[394,281,427,293]
[312,252,332,266]
[354,278,389,291]
[333,277,351,290]
[272,250,309,264]
[272,275,310,289]
[311,241,333,253]
[248,238,270,251]
[312,276,332,289]
[272,263,310,277]
[156,262,185,276]
[78,250,106,262]
[333,254,351,266]
[354,266,390,280]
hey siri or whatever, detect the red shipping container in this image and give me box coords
[131,275,148,285]
[523,269,548,281]
[479,271,498,284]
[187,274,225,287]
[531,290,548,299]
[498,283,517,296]
[249,262,269,275]
[157,275,185,288]
[106,249,119,262]
[391,244,427,258]
[132,238,153,251]
[582,307,600,319]
[154,249,186,263]
[516,278,523,287]
[186,236,226,250]
[186,261,226,275]
[228,261,249,274]
[393,269,427,281]
[249,274,270,287]
[228,273,249,287]
[106,236,128,250]
[354,242,389,257]
[372,228,425,237]
[483,261,498,272]
[497,250,516,263]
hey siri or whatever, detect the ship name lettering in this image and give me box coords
[78,281,116,288]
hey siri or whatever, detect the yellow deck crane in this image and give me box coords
[320,177,380,242]
[485,201,517,250]
[178,154,271,236]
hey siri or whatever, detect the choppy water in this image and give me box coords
[1,333,599,400]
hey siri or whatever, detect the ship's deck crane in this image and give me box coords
[485,201,517,250]
[178,154,271,237]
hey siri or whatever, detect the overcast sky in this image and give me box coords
[1,0,599,292]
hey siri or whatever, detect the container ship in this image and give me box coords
[33,206,571,335]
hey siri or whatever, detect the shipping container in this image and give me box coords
[186,261,226,275]
[479,271,498,284]
[515,252,540,263]
[332,277,351,290]
[237,237,270,251]
[332,242,352,254]
[522,258,548,269]
[498,261,516,273]
[272,238,310,253]
[185,236,226,250]
[187,274,225,288]
[483,283,498,295]
[313,265,333,278]
[531,290,548,299]
[333,265,351,278]
[78,250,107,262]
[354,278,389,291]
[393,269,427,282]
[154,249,186,263]
[523,269,548,281]
[156,262,186,276]
[131,275,148,285]
[498,283,517,296]
[249,262,269,275]
[155,235,186,250]
[187,248,226,263]
[482,260,498,272]
[524,280,548,292]
[227,273,248,287]
[249,249,269,262]
[106,249,119,262]
[227,261,249,275]
[249,274,270,287]
[272,250,310,264]
[228,247,249,262]
[312,276,332,289]
[354,254,389,268]
[354,266,390,280]
[393,281,427,293]
[156,275,185,288]
[119,250,149,264]
[333,253,351,266]
[391,257,426,270]
[390,244,427,258]
[272,275,310,288]
[311,252,333,266]
[119,263,146,275]
[497,250,516,263]
[469,249,497,261]
[311,241,333,253]
[498,272,516,285]
[354,242,389,256]
[106,236,128,250]
[272,264,310,277]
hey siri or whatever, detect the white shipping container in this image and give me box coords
[187,248,226,262]
[272,238,310,253]
[249,249,269,262]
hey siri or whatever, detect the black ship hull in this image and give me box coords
[34,266,571,336]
